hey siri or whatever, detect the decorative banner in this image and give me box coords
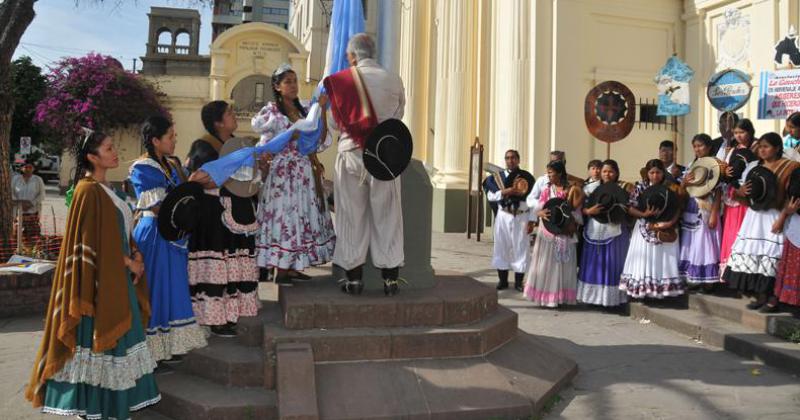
[717,8,750,70]
[655,56,694,116]
[774,25,800,66]
[757,68,800,120]
[584,81,636,143]
[706,69,752,112]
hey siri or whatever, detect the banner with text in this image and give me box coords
[758,69,800,119]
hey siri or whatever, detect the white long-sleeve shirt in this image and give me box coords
[11,174,45,214]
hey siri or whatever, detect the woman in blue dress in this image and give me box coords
[27,130,161,419]
[129,115,208,363]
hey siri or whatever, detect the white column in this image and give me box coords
[398,0,431,161]
[491,0,530,166]
[432,0,477,189]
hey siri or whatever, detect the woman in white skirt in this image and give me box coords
[620,159,686,299]
[524,160,584,307]
[251,64,335,286]
[723,132,800,312]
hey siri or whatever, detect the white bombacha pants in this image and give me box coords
[492,210,531,273]
[333,149,404,271]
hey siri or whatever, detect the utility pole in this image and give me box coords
[132,58,137,73]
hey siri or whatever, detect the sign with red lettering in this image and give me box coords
[758,69,800,119]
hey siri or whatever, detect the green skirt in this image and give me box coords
[42,276,160,420]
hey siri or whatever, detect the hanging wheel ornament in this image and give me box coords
[584,81,637,143]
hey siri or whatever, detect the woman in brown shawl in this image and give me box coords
[26,130,160,418]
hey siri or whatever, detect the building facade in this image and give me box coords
[378,0,800,231]
[213,0,292,40]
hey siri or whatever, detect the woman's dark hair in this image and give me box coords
[644,158,666,180]
[601,159,620,183]
[272,69,307,120]
[691,133,714,159]
[759,132,784,160]
[787,112,800,129]
[142,115,173,161]
[201,100,229,140]
[72,130,108,187]
[547,160,568,186]
[733,118,756,147]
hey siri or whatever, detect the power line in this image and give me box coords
[20,42,141,59]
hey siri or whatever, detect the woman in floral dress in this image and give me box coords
[251,64,335,285]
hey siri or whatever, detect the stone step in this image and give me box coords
[630,302,800,376]
[152,372,277,420]
[236,302,284,347]
[133,409,175,420]
[262,306,519,389]
[279,275,498,330]
[687,293,800,336]
[314,333,577,420]
[178,336,264,387]
[276,342,319,420]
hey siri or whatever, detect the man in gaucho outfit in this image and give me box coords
[323,33,407,296]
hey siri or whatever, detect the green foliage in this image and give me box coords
[9,56,54,158]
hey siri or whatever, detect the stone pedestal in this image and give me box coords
[332,159,435,290]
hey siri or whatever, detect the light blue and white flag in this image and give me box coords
[323,0,366,78]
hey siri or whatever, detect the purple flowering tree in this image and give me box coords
[35,53,169,144]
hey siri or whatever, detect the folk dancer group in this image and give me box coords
[488,113,800,316]
[25,33,409,420]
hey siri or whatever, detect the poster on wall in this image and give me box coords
[655,56,694,116]
[757,69,800,119]
[707,69,752,112]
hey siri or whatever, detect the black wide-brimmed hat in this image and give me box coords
[158,181,204,241]
[507,170,536,199]
[363,118,413,181]
[219,137,261,198]
[543,197,574,235]
[685,157,723,198]
[637,184,679,223]
[587,182,629,224]
[745,165,778,211]
[789,167,800,215]
[724,148,757,186]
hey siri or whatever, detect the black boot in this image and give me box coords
[382,267,400,296]
[514,272,524,292]
[497,270,509,290]
[340,266,364,295]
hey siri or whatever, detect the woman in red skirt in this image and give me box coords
[774,187,800,307]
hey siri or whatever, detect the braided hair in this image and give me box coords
[141,115,174,177]
[271,69,307,120]
[72,130,108,187]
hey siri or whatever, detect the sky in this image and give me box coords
[12,0,214,72]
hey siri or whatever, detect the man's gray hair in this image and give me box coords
[346,33,376,62]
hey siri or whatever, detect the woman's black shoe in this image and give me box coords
[289,271,312,281]
[163,354,184,364]
[746,301,765,310]
[496,281,509,290]
[759,304,780,313]
[211,324,237,337]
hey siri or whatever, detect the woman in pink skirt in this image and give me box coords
[719,119,758,277]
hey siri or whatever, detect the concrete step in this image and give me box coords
[178,336,264,387]
[279,275,498,329]
[314,332,577,420]
[276,343,319,420]
[236,302,283,347]
[262,306,519,388]
[630,302,800,376]
[688,293,800,337]
[152,372,277,420]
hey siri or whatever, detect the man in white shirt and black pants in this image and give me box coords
[487,150,535,292]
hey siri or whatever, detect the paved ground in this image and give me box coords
[3,192,800,418]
